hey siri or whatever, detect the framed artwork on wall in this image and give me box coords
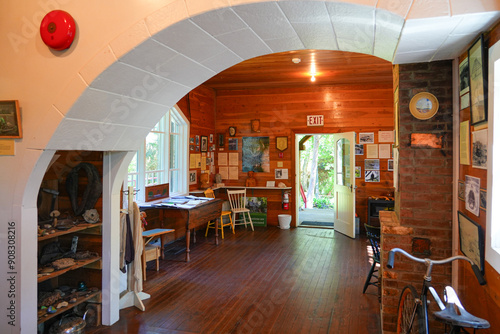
[458,211,485,273]
[468,35,488,125]
[201,136,208,152]
[0,100,22,138]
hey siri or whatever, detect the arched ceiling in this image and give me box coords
[46,1,500,151]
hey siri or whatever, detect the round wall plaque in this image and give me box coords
[409,92,439,120]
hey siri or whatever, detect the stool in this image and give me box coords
[142,243,160,281]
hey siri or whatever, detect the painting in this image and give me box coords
[218,133,224,148]
[458,211,485,273]
[228,138,238,151]
[458,180,465,201]
[465,175,480,216]
[459,57,470,96]
[0,100,22,138]
[201,136,208,152]
[364,159,380,170]
[189,170,197,185]
[242,137,270,172]
[359,132,374,144]
[468,35,487,125]
[472,129,487,169]
[355,166,361,178]
[365,170,380,182]
[355,144,364,155]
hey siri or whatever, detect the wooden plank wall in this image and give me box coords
[179,82,395,227]
[455,21,500,332]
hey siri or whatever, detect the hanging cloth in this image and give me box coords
[119,212,135,273]
[131,202,143,292]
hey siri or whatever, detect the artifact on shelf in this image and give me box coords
[52,258,76,270]
[82,209,99,223]
[50,210,60,227]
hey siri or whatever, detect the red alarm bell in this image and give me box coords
[40,10,76,51]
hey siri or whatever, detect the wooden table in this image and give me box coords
[151,199,223,262]
[142,228,175,260]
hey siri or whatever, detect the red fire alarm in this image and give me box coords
[40,10,76,51]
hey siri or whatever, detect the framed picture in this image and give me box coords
[251,119,260,133]
[364,159,379,170]
[465,175,480,216]
[458,180,465,201]
[276,136,288,151]
[468,35,487,125]
[472,129,487,169]
[228,138,238,151]
[480,188,487,211]
[409,92,439,120]
[359,132,374,144]
[229,126,236,137]
[0,100,22,138]
[218,133,224,147]
[355,166,361,178]
[458,211,485,273]
[388,159,394,171]
[209,134,213,143]
[365,170,380,182]
[201,136,208,152]
[355,144,364,155]
[189,170,197,185]
[459,57,470,96]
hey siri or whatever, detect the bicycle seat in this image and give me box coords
[433,287,490,329]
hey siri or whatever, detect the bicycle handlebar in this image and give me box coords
[387,248,486,285]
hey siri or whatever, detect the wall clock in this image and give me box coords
[409,92,439,120]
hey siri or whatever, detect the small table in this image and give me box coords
[142,228,175,260]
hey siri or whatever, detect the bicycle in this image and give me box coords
[387,248,490,334]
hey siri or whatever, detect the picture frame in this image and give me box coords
[359,132,374,144]
[355,144,364,155]
[218,133,224,147]
[209,134,213,143]
[468,35,487,125]
[388,159,394,171]
[365,170,380,182]
[480,188,487,211]
[276,136,288,151]
[472,129,487,169]
[459,57,470,96]
[228,138,238,151]
[0,100,22,138]
[229,126,236,137]
[201,136,208,152]
[409,92,439,120]
[458,180,465,201]
[189,170,197,185]
[458,211,485,273]
[364,159,380,170]
[355,166,361,178]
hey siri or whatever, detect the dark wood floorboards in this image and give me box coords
[88,227,381,334]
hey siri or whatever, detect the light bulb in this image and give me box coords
[311,76,316,82]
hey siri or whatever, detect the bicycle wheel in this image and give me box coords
[397,285,425,334]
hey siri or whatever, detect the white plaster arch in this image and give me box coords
[5,0,498,333]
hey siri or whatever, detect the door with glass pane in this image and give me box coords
[333,132,356,238]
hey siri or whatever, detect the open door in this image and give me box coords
[333,132,356,238]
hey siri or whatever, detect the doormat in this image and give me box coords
[300,221,334,227]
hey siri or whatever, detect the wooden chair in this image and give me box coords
[363,224,381,298]
[204,188,234,239]
[227,189,254,231]
[142,242,160,281]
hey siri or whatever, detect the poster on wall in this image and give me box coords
[472,129,487,169]
[459,120,470,165]
[247,197,267,226]
[465,175,480,216]
[242,137,270,172]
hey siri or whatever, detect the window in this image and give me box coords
[486,40,500,274]
[127,105,189,201]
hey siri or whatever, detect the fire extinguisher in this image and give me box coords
[283,191,289,210]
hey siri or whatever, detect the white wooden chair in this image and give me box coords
[227,189,254,231]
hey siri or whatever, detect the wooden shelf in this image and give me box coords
[38,223,102,241]
[37,290,101,325]
[38,257,102,283]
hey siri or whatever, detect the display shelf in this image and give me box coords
[38,223,102,241]
[37,290,101,324]
[37,257,101,283]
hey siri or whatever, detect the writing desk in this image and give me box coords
[149,198,223,262]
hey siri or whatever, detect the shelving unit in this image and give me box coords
[37,151,103,332]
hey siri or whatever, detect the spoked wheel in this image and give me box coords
[397,285,425,334]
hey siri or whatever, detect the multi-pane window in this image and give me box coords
[127,105,188,201]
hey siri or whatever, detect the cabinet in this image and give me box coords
[37,151,103,332]
[367,198,394,226]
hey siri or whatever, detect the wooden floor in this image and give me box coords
[88,227,381,334]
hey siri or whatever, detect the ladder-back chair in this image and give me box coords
[363,223,381,298]
[227,189,254,231]
[204,188,234,239]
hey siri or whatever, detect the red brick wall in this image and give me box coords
[381,61,453,333]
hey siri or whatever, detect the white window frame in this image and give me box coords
[127,105,189,202]
[486,40,500,274]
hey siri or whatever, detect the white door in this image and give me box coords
[333,132,356,238]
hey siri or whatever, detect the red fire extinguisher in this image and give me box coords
[283,192,289,210]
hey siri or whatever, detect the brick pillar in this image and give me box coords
[380,61,453,333]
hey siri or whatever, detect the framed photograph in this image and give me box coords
[189,170,197,185]
[458,211,485,273]
[472,129,487,169]
[209,134,213,143]
[355,144,364,155]
[459,57,470,96]
[218,133,224,147]
[458,180,465,201]
[228,138,238,151]
[465,175,480,216]
[409,92,439,120]
[388,159,394,171]
[0,100,22,138]
[201,136,208,152]
[276,136,288,151]
[468,35,487,125]
[359,132,374,144]
[229,126,236,137]
[364,159,380,170]
[365,170,380,182]
[480,188,487,211]
[195,135,200,145]
[355,166,361,178]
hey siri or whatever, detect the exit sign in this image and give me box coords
[307,115,324,126]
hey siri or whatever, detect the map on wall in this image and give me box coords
[242,137,270,172]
